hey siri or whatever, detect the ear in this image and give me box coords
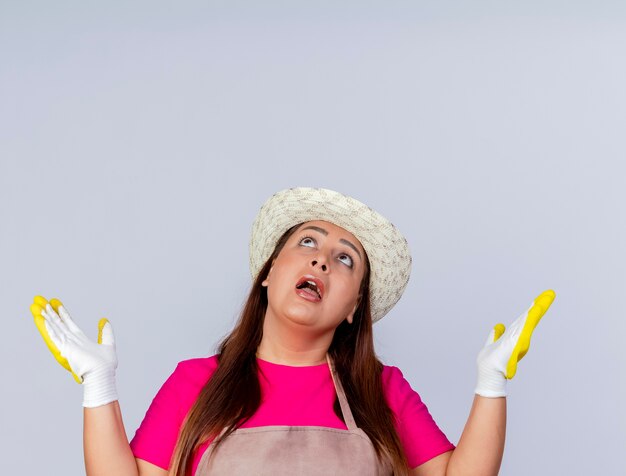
[261,263,274,287]
[346,297,360,325]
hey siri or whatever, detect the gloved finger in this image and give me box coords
[41,305,77,344]
[42,303,63,327]
[502,304,533,341]
[31,297,83,384]
[49,297,63,314]
[483,323,506,347]
[33,295,49,309]
[33,296,54,331]
[97,318,115,346]
[493,323,505,342]
[32,303,65,346]
[30,301,72,373]
[53,301,85,337]
[505,289,556,379]
[42,311,83,384]
[42,311,64,346]
[46,304,87,347]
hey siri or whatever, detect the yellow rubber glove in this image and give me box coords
[475,290,556,397]
[30,296,119,407]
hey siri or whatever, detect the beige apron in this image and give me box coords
[195,354,392,475]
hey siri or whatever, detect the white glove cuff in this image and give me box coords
[82,365,118,408]
[475,365,507,398]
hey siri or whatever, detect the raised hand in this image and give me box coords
[475,290,556,397]
[30,296,119,407]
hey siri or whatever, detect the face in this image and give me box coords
[262,220,367,334]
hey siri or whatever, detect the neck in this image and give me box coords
[256,312,333,366]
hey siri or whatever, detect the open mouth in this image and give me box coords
[295,275,324,301]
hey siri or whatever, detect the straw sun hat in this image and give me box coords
[249,187,412,322]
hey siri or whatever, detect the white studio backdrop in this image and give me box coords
[1,1,624,475]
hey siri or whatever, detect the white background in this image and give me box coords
[1,1,624,474]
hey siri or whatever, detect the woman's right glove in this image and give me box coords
[475,289,556,398]
[30,296,119,408]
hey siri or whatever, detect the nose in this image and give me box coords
[310,259,328,272]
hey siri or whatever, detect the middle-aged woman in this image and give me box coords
[30,187,555,476]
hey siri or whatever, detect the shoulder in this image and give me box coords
[381,364,406,384]
[159,354,220,403]
[172,354,220,380]
[381,365,420,396]
[130,356,220,468]
[380,364,426,417]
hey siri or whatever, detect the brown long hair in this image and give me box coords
[168,224,409,475]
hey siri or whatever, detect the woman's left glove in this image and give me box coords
[475,290,556,398]
[30,296,119,408]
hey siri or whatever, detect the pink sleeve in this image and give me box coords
[382,365,455,469]
[130,357,219,470]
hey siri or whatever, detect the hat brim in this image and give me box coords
[249,188,411,322]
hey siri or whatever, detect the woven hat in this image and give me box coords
[249,187,412,322]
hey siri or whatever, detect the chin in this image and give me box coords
[282,309,319,327]
[267,300,343,332]
[281,308,333,331]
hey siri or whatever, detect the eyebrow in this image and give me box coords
[300,225,362,261]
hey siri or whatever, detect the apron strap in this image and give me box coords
[326,353,358,431]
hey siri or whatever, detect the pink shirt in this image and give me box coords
[130,356,455,473]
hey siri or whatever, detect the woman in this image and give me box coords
[30,187,555,476]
